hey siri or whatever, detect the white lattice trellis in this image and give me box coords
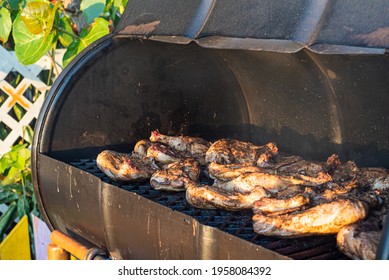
[0,46,65,156]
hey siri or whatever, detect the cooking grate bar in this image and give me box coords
[70,158,349,260]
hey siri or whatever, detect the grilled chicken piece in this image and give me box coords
[336,223,381,260]
[186,182,267,210]
[212,172,322,195]
[146,142,181,164]
[252,180,361,216]
[207,161,332,185]
[133,139,152,156]
[150,158,201,191]
[96,150,159,182]
[273,154,339,181]
[205,139,278,167]
[150,130,210,164]
[253,198,368,237]
[206,162,270,181]
[336,194,389,260]
[252,195,310,215]
[358,167,389,190]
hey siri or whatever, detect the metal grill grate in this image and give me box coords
[70,158,349,260]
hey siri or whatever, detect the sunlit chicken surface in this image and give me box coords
[205,139,278,167]
[146,142,181,164]
[133,139,152,156]
[212,172,324,195]
[207,161,332,185]
[252,198,368,237]
[186,182,267,210]
[251,180,361,216]
[150,130,210,165]
[252,195,310,215]
[150,158,201,191]
[96,150,160,182]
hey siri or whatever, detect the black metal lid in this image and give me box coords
[115,0,389,54]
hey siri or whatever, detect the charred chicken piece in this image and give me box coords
[336,194,389,260]
[133,139,152,156]
[96,150,160,182]
[358,167,389,190]
[206,162,271,181]
[252,180,361,216]
[252,198,368,237]
[146,142,181,164]
[186,182,267,210]
[207,161,332,185]
[150,130,210,165]
[150,158,201,191]
[205,139,278,167]
[212,172,324,195]
[272,154,339,182]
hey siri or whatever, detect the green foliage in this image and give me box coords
[0,144,39,243]
[0,0,127,257]
[0,7,12,42]
[0,0,127,66]
[63,17,109,67]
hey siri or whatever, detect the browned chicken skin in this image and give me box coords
[150,130,210,165]
[252,195,310,215]
[336,193,389,260]
[205,139,278,167]
[253,198,368,237]
[146,142,182,164]
[186,182,267,210]
[251,180,361,216]
[133,139,152,156]
[212,172,325,195]
[96,150,160,182]
[150,158,201,191]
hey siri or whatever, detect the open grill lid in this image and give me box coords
[31,0,389,260]
[115,0,389,54]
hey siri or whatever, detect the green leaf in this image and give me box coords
[58,17,73,48]
[0,201,18,240]
[81,0,106,25]
[23,125,34,144]
[17,195,29,218]
[0,184,24,193]
[0,191,19,204]
[0,7,12,43]
[63,18,109,67]
[8,0,19,11]
[1,166,21,185]
[21,1,51,35]
[13,103,24,121]
[13,12,56,65]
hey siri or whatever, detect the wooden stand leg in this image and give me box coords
[47,243,70,260]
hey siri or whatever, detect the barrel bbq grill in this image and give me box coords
[32,0,389,260]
